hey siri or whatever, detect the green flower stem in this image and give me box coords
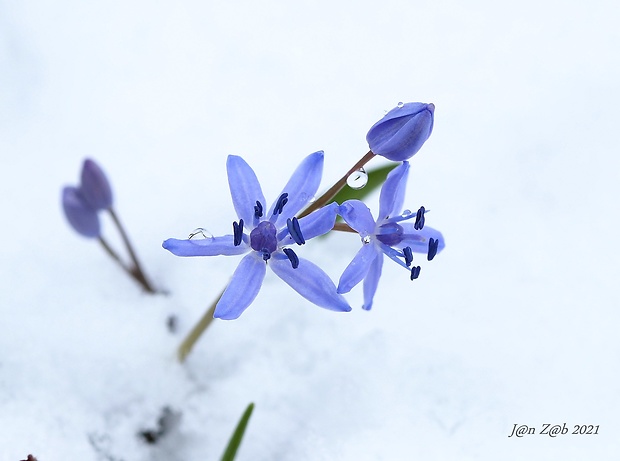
[107,207,156,294]
[298,150,375,218]
[177,287,223,362]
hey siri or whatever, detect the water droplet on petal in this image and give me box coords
[362,235,372,244]
[397,101,404,108]
[347,168,368,190]
[402,209,412,216]
[188,228,213,239]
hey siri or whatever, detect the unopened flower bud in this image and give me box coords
[62,186,101,238]
[367,102,435,161]
[80,158,113,210]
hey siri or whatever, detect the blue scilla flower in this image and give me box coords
[62,159,113,238]
[163,151,351,320]
[367,102,434,161]
[337,161,444,310]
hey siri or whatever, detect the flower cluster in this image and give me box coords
[163,101,443,319]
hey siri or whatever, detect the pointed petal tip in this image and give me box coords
[336,284,351,295]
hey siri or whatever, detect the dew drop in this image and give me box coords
[362,235,372,244]
[188,228,213,239]
[346,168,368,190]
[402,209,412,216]
[397,101,404,108]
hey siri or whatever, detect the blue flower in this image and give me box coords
[367,102,435,161]
[62,159,113,238]
[337,161,444,310]
[163,151,351,320]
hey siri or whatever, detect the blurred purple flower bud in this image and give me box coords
[367,102,435,161]
[80,158,113,210]
[62,186,101,238]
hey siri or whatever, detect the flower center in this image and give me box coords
[250,220,278,259]
[375,222,404,246]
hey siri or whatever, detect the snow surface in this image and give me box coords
[1,0,619,460]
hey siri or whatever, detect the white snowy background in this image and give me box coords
[1,0,619,460]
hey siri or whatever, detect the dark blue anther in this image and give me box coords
[254,200,263,219]
[410,266,421,280]
[414,206,425,230]
[233,219,244,246]
[283,248,299,269]
[286,217,305,245]
[273,193,289,215]
[403,246,413,267]
[428,238,439,261]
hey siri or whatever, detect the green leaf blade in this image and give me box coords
[220,403,255,461]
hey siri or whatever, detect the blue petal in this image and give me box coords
[162,235,249,256]
[398,224,445,253]
[80,158,113,210]
[268,151,324,227]
[378,161,409,221]
[362,249,384,310]
[227,155,266,225]
[278,202,338,244]
[337,243,378,294]
[62,186,100,238]
[338,200,376,236]
[270,255,351,312]
[214,253,266,320]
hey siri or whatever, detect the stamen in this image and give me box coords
[414,206,425,230]
[410,266,421,280]
[262,251,271,262]
[254,200,263,219]
[233,219,244,246]
[403,246,413,267]
[273,193,289,215]
[283,248,299,269]
[286,217,305,245]
[427,238,439,261]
